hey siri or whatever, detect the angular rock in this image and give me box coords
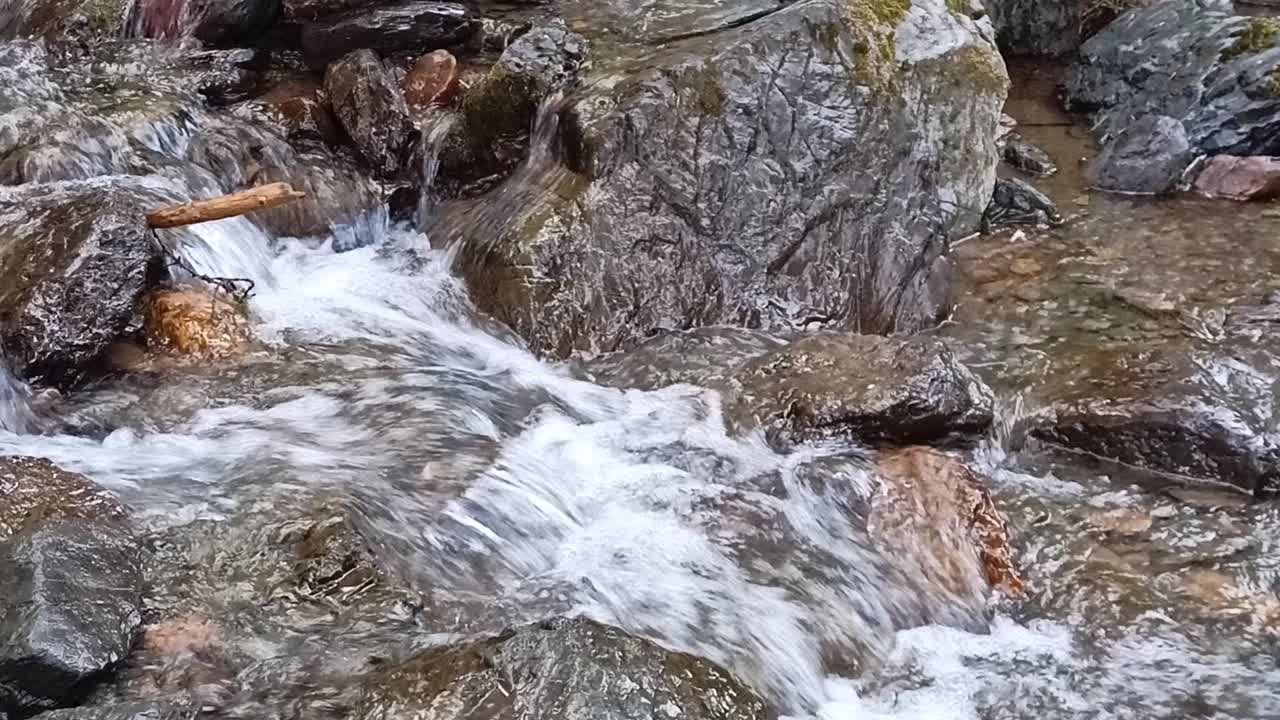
[1033,349,1280,497]
[0,457,126,540]
[193,0,280,46]
[982,177,1063,231]
[248,160,384,241]
[723,333,995,446]
[1002,133,1057,175]
[1192,155,1280,201]
[0,522,143,717]
[443,0,1008,357]
[0,181,164,384]
[300,1,475,68]
[1067,2,1280,157]
[32,702,197,720]
[1087,114,1194,195]
[324,49,417,176]
[402,49,458,109]
[350,616,775,720]
[985,0,1148,58]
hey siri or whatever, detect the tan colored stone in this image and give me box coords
[402,49,460,109]
[1009,257,1043,276]
[143,285,251,359]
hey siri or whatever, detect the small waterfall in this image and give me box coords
[0,358,34,434]
[414,112,458,230]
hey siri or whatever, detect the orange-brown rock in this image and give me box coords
[402,49,460,109]
[871,447,1025,599]
[143,286,251,359]
[257,79,344,145]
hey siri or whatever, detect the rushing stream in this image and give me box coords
[2,12,1280,720]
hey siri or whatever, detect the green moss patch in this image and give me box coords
[1224,17,1280,60]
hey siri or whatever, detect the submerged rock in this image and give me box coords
[1002,133,1057,175]
[0,457,126,540]
[446,0,1007,357]
[724,333,995,446]
[351,616,775,720]
[300,0,475,67]
[32,703,197,720]
[1087,114,1194,195]
[0,181,164,384]
[1192,155,1280,201]
[324,49,417,177]
[982,177,1063,231]
[1067,2,1280,160]
[0,522,143,717]
[584,326,788,391]
[873,447,1024,599]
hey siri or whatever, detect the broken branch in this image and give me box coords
[146,183,305,229]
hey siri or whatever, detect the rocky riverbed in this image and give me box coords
[2,0,1280,718]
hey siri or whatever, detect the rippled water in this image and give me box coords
[1,42,1279,720]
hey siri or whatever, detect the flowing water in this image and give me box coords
[2,35,1280,720]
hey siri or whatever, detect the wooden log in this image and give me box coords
[145,183,306,229]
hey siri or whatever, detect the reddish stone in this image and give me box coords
[1192,155,1280,201]
[402,49,460,110]
[257,79,344,146]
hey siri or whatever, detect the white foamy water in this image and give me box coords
[1,212,1277,719]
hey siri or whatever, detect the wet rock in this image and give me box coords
[300,1,475,68]
[0,181,164,384]
[1192,155,1280,201]
[0,0,128,42]
[351,616,775,720]
[982,177,1063,231]
[281,0,359,21]
[0,522,143,717]
[1002,133,1057,175]
[446,0,1008,357]
[180,47,263,106]
[193,0,280,46]
[1033,349,1280,497]
[439,18,587,183]
[324,49,417,176]
[985,0,1147,58]
[0,457,126,540]
[723,333,995,446]
[584,326,787,391]
[1087,114,1194,195]
[402,49,458,109]
[142,285,251,360]
[1067,2,1280,158]
[873,447,1024,599]
[254,78,343,145]
[32,702,197,720]
[248,159,384,241]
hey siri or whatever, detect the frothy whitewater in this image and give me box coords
[2,211,1278,718]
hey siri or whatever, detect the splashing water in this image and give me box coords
[0,359,33,434]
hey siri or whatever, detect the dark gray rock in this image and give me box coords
[982,177,1063,231]
[0,181,164,384]
[984,0,1147,57]
[300,1,475,67]
[0,522,143,717]
[1033,349,1280,498]
[193,0,280,46]
[723,332,995,446]
[1002,133,1057,175]
[350,616,776,720]
[1087,114,1194,194]
[442,0,1007,357]
[1067,1,1280,156]
[324,49,417,177]
[33,702,197,720]
[0,457,126,541]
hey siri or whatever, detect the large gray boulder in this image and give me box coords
[1067,1,1280,157]
[324,49,417,177]
[1087,113,1195,194]
[0,522,143,717]
[350,616,775,720]
[445,0,1008,358]
[0,181,164,384]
